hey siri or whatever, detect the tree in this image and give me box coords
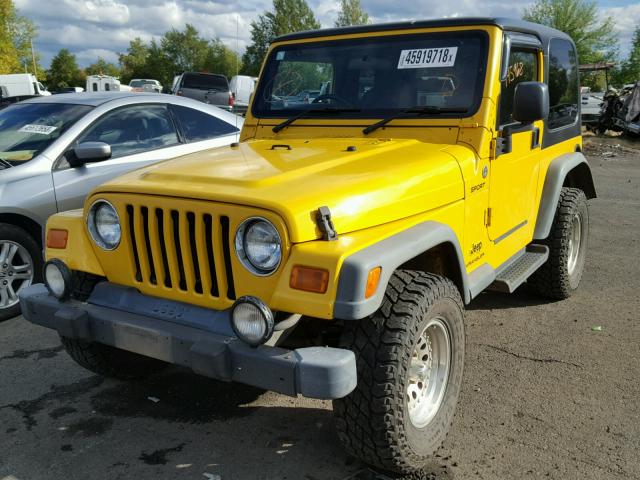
[0,0,42,76]
[47,48,83,90]
[523,0,617,64]
[205,38,242,79]
[335,0,369,27]
[161,24,210,74]
[613,27,640,86]
[85,58,121,78]
[119,38,150,83]
[242,0,320,76]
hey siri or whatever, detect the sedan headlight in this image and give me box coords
[235,218,282,275]
[87,200,121,250]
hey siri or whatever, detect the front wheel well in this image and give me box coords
[398,242,465,299]
[563,163,596,199]
[0,213,43,247]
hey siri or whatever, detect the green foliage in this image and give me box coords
[335,0,370,27]
[47,48,84,90]
[522,0,617,64]
[0,0,43,77]
[85,58,121,78]
[611,27,640,86]
[116,26,242,88]
[118,38,150,84]
[242,0,320,76]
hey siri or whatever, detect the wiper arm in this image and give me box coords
[362,106,468,135]
[273,107,361,133]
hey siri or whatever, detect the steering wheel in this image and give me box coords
[311,94,354,108]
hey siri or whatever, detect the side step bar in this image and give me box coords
[488,244,549,293]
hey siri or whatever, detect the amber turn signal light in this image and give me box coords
[365,267,382,298]
[290,265,329,294]
[46,229,68,249]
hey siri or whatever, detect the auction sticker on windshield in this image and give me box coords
[397,47,458,69]
[19,124,57,135]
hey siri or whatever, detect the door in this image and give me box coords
[488,47,543,244]
[52,104,188,212]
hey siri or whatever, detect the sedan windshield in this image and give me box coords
[0,103,92,164]
[253,31,488,118]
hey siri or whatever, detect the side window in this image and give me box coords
[92,83,98,92]
[499,48,538,126]
[77,104,179,158]
[171,105,238,142]
[548,38,579,129]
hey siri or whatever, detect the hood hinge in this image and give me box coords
[316,206,338,241]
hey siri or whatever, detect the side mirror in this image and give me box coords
[68,142,112,167]
[513,81,549,124]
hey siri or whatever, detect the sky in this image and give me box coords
[13,0,640,69]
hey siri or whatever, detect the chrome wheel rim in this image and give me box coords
[567,213,582,276]
[407,317,451,428]
[0,240,34,309]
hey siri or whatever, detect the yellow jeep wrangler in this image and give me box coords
[22,17,595,474]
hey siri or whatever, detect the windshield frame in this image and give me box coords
[252,29,489,120]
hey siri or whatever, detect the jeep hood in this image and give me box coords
[96,138,465,243]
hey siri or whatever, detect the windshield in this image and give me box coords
[254,31,488,118]
[182,74,228,91]
[0,103,92,164]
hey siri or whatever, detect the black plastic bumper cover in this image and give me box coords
[19,283,357,400]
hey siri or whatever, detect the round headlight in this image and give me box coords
[235,218,282,275]
[44,259,72,300]
[87,200,121,250]
[231,296,274,346]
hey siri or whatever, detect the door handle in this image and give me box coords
[531,127,541,149]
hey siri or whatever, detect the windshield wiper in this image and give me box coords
[273,107,361,133]
[362,106,468,135]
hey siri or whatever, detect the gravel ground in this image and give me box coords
[0,138,638,480]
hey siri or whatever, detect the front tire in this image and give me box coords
[530,187,589,299]
[333,271,465,474]
[0,223,42,321]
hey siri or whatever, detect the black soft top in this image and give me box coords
[273,17,573,46]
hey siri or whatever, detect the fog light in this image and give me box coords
[44,259,72,300]
[231,296,274,347]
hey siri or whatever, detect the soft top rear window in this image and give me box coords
[182,74,229,91]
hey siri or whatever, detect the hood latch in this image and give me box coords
[316,206,337,241]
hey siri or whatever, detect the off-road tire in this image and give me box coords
[529,187,588,299]
[61,336,166,380]
[333,270,465,474]
[0,223,42,321]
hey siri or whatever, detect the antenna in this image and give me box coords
[235,14,239,131]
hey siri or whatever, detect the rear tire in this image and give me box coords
[61,336,166,380]
[333,271,465,474]
[0,223,42,321]
[530,187,589,299]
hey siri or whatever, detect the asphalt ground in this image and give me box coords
[0,137,638,480]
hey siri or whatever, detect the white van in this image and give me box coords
[229,75,257,114]
[0,74,51,97]
[86,75,127,93]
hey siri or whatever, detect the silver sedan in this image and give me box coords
[0,92,243,319]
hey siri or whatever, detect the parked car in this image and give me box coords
[172,72,234,111]
[86,75,130,92]
[55,87,85,94]
[0,74,50,97]
[0,92,242,320]
[129,79,162,93]
[229,75,257,114]
[580,86,604,127]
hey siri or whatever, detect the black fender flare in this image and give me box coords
[534,152,596,240]
[333,221,469,320]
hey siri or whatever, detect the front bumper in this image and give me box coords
[19,283,356,400]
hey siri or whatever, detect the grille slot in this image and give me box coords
[125,204,232,300]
